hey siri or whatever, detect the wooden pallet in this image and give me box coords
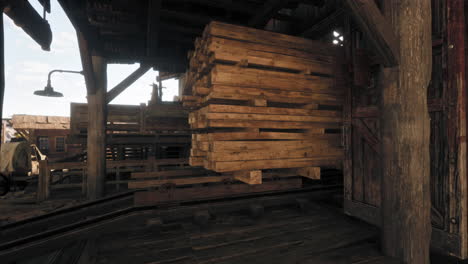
[181,21,345,184]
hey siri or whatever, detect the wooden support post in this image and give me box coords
[139,103,146,133]
[234,170,262,185]
[380,0,432,262]
[86,56,107,200]
[446,0,467,256]
[0,13,4,156]
[81,167,87,196]
[37,160,50,202]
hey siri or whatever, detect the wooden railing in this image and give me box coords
[37,158,188,201]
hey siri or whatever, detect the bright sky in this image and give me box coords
[3,0,179,118]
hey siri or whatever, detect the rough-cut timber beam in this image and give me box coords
[147,0,161,57]
[171,0,257,15]
[344,0,399,67]
[301,9,344,38]
[77,32,97,94]
[248,0,290,28]
[380,0,432,262]
[3,0,52,51]
[0,12,4,162]
[445,0,468,257]
[300,0,325,6]
[86,56,107,200]
[106,65,151,104]
[38,0,51,13]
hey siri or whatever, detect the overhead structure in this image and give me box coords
[57,0,343,72]
[3,0,52,51]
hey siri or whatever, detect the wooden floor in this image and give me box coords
[92,202,397,264]
[2,189,465,263]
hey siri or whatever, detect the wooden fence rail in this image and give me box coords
[37,158,188,201]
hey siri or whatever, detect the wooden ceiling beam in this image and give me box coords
[344,0,399,67]
[3,0,52,50]
[170,0,257,15]
[248,0,290,28]
[299,0,325,6]
[147,0,162,57]
[160,9,212,24]
[106,65,151,104]
[300,8,344,38]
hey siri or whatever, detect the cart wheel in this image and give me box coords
[0,175,10,196]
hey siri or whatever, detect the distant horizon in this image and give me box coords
[3,0,179,118]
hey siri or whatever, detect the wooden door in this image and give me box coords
[343,48,382,227]
[343,0,468,258]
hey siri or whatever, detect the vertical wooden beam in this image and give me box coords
[77,31,108,200]
[86,56,107,200]
[0,13,4,157]
[447,0,467,257]
[37,160,50,202]
[77,31,96,94]
[380,0,432,262]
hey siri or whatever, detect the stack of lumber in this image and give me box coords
[182,21,344,184]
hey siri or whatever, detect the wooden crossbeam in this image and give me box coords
[106,65,151,104]
[3,0,52,51]
[301,9,344,38]
[248,0,290,28]
[171,0,257,15]
[344,0,399,67]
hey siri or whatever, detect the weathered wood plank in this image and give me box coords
[204,21,334,54]
[380,0,432,262]
[128,176,231,189]
[131,169,208,179]
[233,170,262,185]
[86,56,107,200]
[134,178,303,205]
[210,158,341,172]
[106,65,151,103]
[296,167,321,180]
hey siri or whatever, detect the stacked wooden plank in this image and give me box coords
[182,22,345,184]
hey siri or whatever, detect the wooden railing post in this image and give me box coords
[37,160,50,202]
[82,166,87,196]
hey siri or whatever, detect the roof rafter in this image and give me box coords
[344,0,399,67]
[248,0,290,28]
[147,0,162,57]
